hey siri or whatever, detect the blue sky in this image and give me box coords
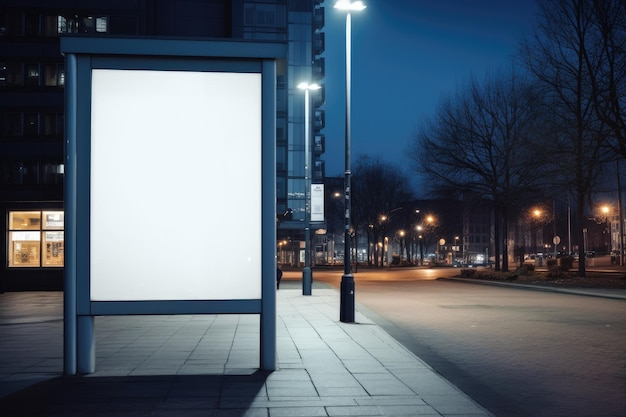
[321,0,539,180]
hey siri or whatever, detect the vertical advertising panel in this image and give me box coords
[90,69,262,301]
[311,183,325,222]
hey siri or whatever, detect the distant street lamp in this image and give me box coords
[602,205,611,254]
[416,225,423,265]
[335,0,365,323]
[297,82,321,296]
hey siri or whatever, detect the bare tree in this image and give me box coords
[521,0,616,276]
[352,156,413,267]
[409,69,548,271]
[586,0,626,157]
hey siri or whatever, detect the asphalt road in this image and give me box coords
[281,267,626,417]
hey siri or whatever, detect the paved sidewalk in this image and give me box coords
[0,288,491,416]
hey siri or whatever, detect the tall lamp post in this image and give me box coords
[297,82,320,296]
[335,0,365,322]
[602,205,611,255]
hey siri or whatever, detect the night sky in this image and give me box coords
[321,0,539,184]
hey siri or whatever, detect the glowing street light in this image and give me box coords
[297,82,321,296]
[334,0,366,11]
[335,0,365,323]
[601,205,611,254]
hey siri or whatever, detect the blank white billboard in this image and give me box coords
[90,69,262,301]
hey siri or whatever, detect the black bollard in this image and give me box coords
[340,273,355,322]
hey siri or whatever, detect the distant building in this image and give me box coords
[0,0,325,291]
[462,199,493,265]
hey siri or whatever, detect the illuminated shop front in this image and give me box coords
[8,210,64,268]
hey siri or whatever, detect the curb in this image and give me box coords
[438,277,626,300]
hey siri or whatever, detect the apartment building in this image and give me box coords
[0,0,325,290]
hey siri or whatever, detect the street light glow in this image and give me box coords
[334,0,366,11]
[297,82,321,90]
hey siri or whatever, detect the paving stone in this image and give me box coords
[0,289,491,417]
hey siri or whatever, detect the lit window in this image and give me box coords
[57,15,77,34]
[44,63,64,86]
[96,17,108,33]
[8,211,64,268]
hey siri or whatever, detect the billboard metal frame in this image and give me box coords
[61,36,284,374]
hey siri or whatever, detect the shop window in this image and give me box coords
[42,211,64,267]
[8,211,64,268]
[9,211,41,230]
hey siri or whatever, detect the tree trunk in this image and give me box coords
[502,205,509,272]
[493,204,501,271]
[576,192,587,277]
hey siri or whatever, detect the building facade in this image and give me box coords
[0,0,325,291]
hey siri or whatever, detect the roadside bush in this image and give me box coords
[547,264,561,278]
[514,265,534,276]
[460,268,478,278]
[559,256,574,270]
[476,270,518,281]
[542,256,575,278]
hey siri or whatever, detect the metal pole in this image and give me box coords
[340,11,355,322]
[303,88,312,295]
[64,52,77,375]
[617,160,625,266]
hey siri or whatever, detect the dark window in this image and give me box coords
[5,113,23,136]
[7,13,24,36]
[0,12,7,36]
[44,63,64,86]
[43,113,63,136]
[3,161,39,185]
[43,15,58,36]
[25,63,40,86]
[24,113,39,136]
[42,162,64,185]
[24,13,40,36]
[0,63,24,86]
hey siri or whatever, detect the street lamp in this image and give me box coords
[602,205,611,255]
[297,82,320,296]
[416,225,423,265]
[335,0,365,323]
